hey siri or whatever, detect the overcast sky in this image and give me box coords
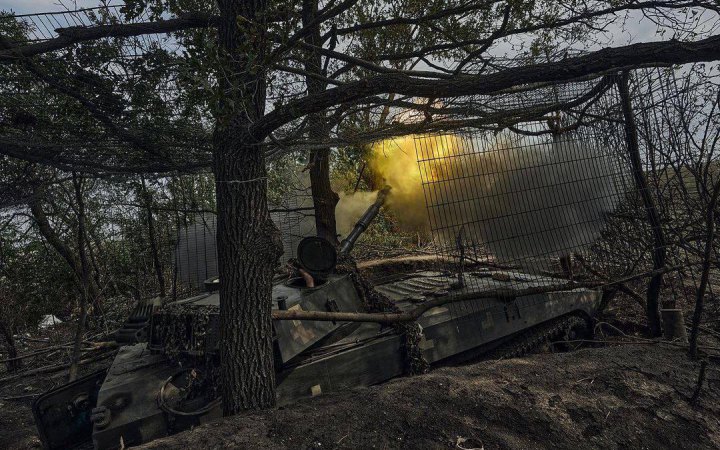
[0,0,97,15]
[0,1,712,53]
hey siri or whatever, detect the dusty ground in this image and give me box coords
[138,345,719,450]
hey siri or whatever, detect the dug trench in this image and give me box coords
[138,344,719,450]
[1,319,719,449]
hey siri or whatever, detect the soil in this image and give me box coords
[138,344,720,450]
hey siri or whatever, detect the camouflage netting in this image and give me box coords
[151,302,219,360]
[151,301,222,411]
[336,255,429,375]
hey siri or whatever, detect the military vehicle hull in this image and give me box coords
[33,268,601,449]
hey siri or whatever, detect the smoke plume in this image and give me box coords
[350,132,624,263]
[335,190,379,236]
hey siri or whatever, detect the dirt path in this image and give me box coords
[140,345,719,450]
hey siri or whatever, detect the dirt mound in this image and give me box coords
[140,345,719,450]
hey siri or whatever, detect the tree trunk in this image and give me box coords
[29,188,100,303]
[303,0,339,244]
[141,178,166,298]
[689,178,720,357]
[618,72,665,337]
[214,0,283,415]
[0,320,21,372]
[69,173,91,382]
[309,149,339,243]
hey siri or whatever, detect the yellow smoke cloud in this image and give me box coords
[369,134,459,231]
[335,134,460,238]
[336,131,622,264]
[335,190,380,236]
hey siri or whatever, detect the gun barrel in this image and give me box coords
[339,186,391,256]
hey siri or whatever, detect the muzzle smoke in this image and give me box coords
[337,133,622,262]
[335,135,429,236]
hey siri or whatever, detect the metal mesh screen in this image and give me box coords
[414,78,634,288]
[174,172,315,290]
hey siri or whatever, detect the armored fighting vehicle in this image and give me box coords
[32,190,602,449]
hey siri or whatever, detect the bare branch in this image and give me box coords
[255,35,720,137]
[0,13,218,62]
[373,1,720,61]
[272,265,694,324]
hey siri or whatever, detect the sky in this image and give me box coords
[0,1,99,15]
[0,1,685,46]
[1,1,715,62]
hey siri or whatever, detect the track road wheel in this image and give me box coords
[487,315,590,360]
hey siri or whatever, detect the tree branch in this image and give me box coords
[272,265,694,324]
[255,35,720,137]
[20,60,158,156]
[0,14,218,62]
[0,138,209,175]
[372,1,720,61]
[267,0,358,62]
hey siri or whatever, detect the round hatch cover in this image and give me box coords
[296,237,337,276]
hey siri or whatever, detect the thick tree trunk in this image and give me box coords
[214,0,283,415]
[618,72,665,337]
[309,148,339,243]
[303,0,339,244]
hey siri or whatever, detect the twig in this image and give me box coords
[574,254,645,308]
[690,360,708,405]
[0,350,115,384]
[699,326,720,340]
[689,175,720,357]
[0,344,70,363]
[0,341,116,364]
[559,338,720,353]
[595,321,630,337]
[1,393,38,401]
[14,336,51,344]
